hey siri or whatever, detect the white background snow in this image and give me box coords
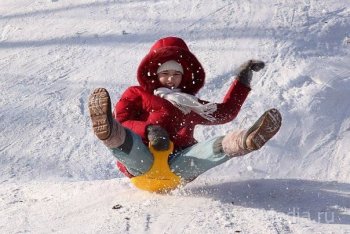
[1,0,349,233]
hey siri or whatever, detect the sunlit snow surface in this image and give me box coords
[0,0,349,233]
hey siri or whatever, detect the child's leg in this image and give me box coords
[169,109,282,181]
[89,88,153,176]
[109,129,154,176]
[168,134,247,181]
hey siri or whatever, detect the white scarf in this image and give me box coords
[154,87,217,122]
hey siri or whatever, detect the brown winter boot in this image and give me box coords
[89,88,113,140]
[243,108,282,150]
[88,88,126,147]
[221,130,252,157]
[221,108,282,157]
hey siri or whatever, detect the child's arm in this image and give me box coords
[197,79,251,125]
[197,60,264,125]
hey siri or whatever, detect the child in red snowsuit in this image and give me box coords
[89,37,282,181]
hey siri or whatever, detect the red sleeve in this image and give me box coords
[198,79,251,125]
[114,87,149,139]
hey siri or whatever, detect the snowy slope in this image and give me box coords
[0,0,349,233]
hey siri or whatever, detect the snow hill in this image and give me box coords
[0,0,349,233]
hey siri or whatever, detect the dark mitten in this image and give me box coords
[236,60,265,87]
[146,125,170,151]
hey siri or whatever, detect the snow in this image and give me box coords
[0,0,349,233]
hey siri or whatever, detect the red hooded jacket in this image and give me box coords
[114,37,250,177]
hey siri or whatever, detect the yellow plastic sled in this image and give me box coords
[130,141,182,193]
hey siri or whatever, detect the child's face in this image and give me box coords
[157,70,182,89]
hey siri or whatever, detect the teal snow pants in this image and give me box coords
[110,129,231,181]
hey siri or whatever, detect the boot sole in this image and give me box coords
[88,88,113,140]
[245,108,282,150]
